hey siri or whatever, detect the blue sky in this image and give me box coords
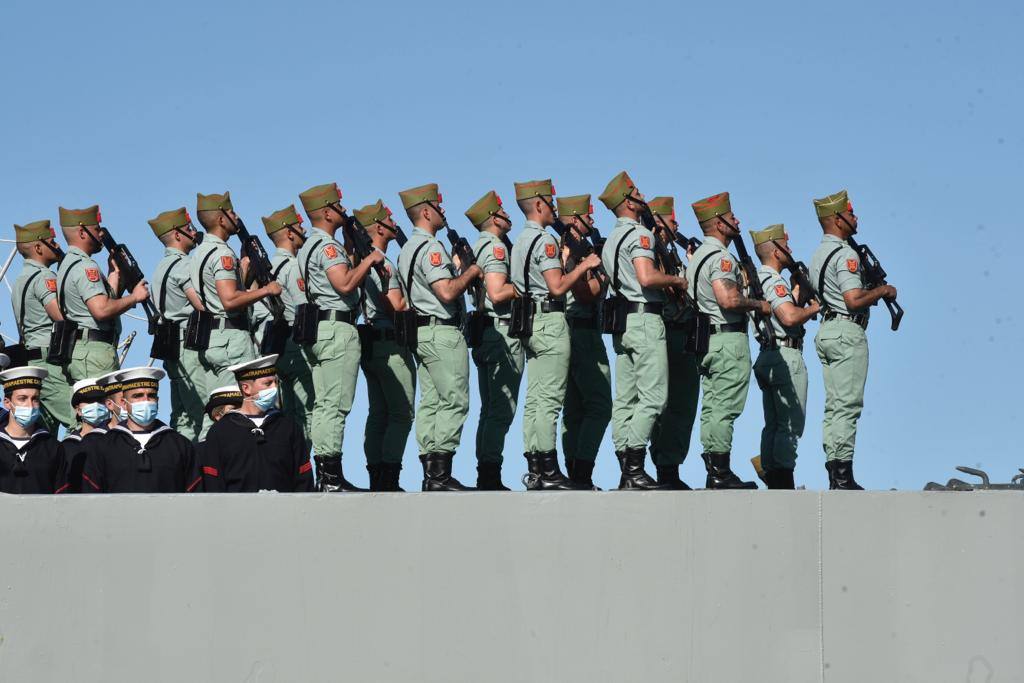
[2,0,1020,491]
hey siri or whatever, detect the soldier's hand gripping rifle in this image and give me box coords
[638,205,692,309]
[427,202,477,273]
[97,228,159,332]
[338,210,389,282]
[770,240,818,307]
[847,236,904,331]
[225,212,286,322]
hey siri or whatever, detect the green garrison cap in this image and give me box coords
[14,220,55,243]
[513,179,555,201]
[749,224,787,246]
[813,189,851,218]
[398,183,441,210]
[556,194,592,217]
[58,205,101,228]
[354,200,391,226]
[197,191,233,213]
[598,171,637,210]
[691,192,731,222]
[148,207,190,237]
[648,196,675,218]
[299,182,342,213]
[465,191,504,227]
[261,205,303,235]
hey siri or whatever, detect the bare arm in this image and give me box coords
[570,272,603,304]
[774,299,821,327]
[842,285,897,311]
[711,279,771,316]
[430,265,482,304]
[324,252,384,295]
[184,288,205,312]
[541,253,601,297]
[385,287,406,313]
[85,280,150,321]
[214,278,281,313]
[635,257,686,291]
[44,299,63,321]
[484,272,517,304]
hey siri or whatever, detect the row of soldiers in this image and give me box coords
[1,172,898,493]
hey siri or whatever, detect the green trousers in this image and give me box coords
[303,320,360,459]
[611,312,668,451]
[815,319,868,462]
[413,322,470,455]
[650,326,701,467]
[165,339,206,442]
[698,331,751,454]
[361,336,416,465]
[522,311,570,454]
[67,339,118,383]
[561,324,612,462]
[29,352,75,433]
[753,345,808,471]
[278,337,314,443]
[471,322,524,464]
[197,327,256,438]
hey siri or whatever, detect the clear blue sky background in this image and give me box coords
[2,0,1020,491]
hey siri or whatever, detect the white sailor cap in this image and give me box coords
[117,367,166,391]
[227,354,279,382]
[97,370,125,394]
[204,385,243,416]
[71,377,106,406]
[0,366,48,394]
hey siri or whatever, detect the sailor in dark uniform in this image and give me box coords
[200,355,314,492]
[0,366,63,494]
[97,370,127,430]
[203,385,244,427]
[81,367,202,493]
[56,377,110,493]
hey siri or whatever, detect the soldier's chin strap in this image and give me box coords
[837,213,858,235]
[285,225,307,246]
[173,224,201,245]
[42,239,65,263]
[425,201,449,229]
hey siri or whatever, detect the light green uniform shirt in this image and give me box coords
[11,260,57,348]
[810,234,866,317]
[600,217,663,305]
[686,235,744,326]
[250,248,301,328]
[55,245,113,332]
[363,248,400,329]
[152,248,195,323]
[511,221,562,302]
[759,265,803,339]
[189,233,241,319]
[397,226,461,320]
[472,231,512,318]
[294,227,359,313]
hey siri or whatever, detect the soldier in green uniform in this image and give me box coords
[750,225,821,489]
[511,179,600,491]
[296,182,383,492]
[249,204,314,441]
[56,205,149,381]
[148,207,206,441]
[599,172,682,490]
[396,183,480,492]
[10,220,76,432]
[555,194,611,490]
[810,190,897,490]
[686,192,765,489]
[646,197,701,490]
[465,190,522,490]
[353,199,415,492]
[190,192,280,438]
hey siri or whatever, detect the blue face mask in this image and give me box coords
[80,402,110,426]
[13,405,40,429]
[253,387,278,412]
[111,401,128,423]
[127,400,159,427]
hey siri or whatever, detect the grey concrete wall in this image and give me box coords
[0,492,1020,683]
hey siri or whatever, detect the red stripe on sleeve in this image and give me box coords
[82,473,101,491]
[54,483,70,494]
[186,476,202,492]
[298,460,312,475]
[202,466,219,477]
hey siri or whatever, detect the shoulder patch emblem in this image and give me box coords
[774,284,788,298]
[639,235,651,249]
[545,243,557,258]
[493,246,506,261]
[429,252,442,267]
[297,277,305,292]
[85,268,101,282]
[45,278,57,292]
[720,258,733,273]
[220,255,235,270]
[324,244,339,260]
[846,258,859,273]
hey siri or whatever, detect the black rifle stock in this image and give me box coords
[847,236,903,331]
[230,215,286,321]
[730,231,774,347]
[98,230,159,331]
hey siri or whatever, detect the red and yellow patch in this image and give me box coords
[846,258,858,273]
[45,278,57,292]
[545,243,556,258]
[429,252,442,267]
[220,255,235,270]
[85,268,101,282]
[493,246,506,261]
[774,284,788,298]
[297,277,305,292]
[639,235,651,249]
[720,258,733,273]
[324,244,339,260]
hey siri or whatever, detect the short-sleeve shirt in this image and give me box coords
[363,248,400,329]
[511,221,562,302]
[189,233,241,319]
[600,217,664,304]
[472,231,512,318]
[55,245,113,331]
[759,265,802,339]
[685,235,744,325]
[294,227,360,313]
[251,248,301,328]
[810,234,865,317]
[11,260,57,348]
[152,248,195,323]
[397,226,461,320]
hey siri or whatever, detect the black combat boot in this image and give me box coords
[420,452,471,492]
[523,451,584,490]
[564,457,576,479]
[367,463,384,492]
[826,460,864,490]
[656,465,692,491]
[381,462,405,492]
[764,468,795,490]
[701,452,758,490]
[570,459,602,491]
[476,462,510,491]
[616,447,668,490]
[315,455,367,492]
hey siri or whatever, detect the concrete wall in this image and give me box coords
[0,491,1020,683]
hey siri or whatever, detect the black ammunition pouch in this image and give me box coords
[292,303,320,346]
[260,319,290,355]
[684,312,711,354]
[393,310,418,348]
[507,298,535,339]
[150,321,181,361]
[601,295,628,335]
[46,320,79,365]
[183,310,213,351]
[465,309,486,348]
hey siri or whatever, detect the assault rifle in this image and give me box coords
[549,218,596,271]
[226,213,286,321]
[339,211,388,282]
[728,227,774,348]
[428,202,476,273]
[641,207,693,308]
[847,236,903,331]
[770,240,818,307]
[97,229,159,331]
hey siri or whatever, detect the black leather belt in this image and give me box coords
[823,311,868,329]
[210,317,249,331]
[567,316,599,330]
[74,328,116,344]
[664,319,695,332]
[416,316,459,327]
[318,310,358,324]
[763,336,804,351]
[710,321,748,335]
[538,300,566,313]
[367,327,396,341]
[25,348,43,361]
[625,302,664,315]
[480,317,511,329]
